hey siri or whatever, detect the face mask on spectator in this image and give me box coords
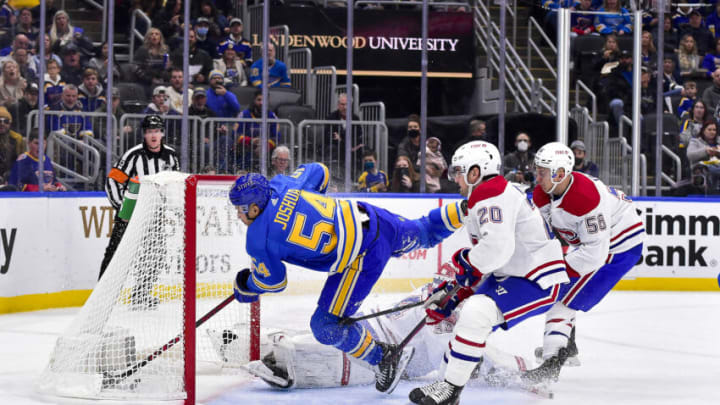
[197,27,209,37]
[363,161,375,171]
[408,129,420,138]
[517,140,528,152]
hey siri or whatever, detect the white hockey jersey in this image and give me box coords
[532,172,646,276]
[464,176,568,290]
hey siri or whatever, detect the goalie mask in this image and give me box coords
[534,142,574,193]
[448,141,501,190]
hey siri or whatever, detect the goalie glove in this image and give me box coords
[425,281,474,325]
[233,269,259,303]
[452,248,484,288]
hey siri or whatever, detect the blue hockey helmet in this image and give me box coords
[229,173,272,213]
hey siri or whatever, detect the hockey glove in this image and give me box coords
[234,269,260,303]
[452,248,484,288]
[425,281,474,325]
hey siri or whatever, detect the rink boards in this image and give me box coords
[0,192,718,313]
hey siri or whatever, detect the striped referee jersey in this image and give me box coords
[105,142,180,209]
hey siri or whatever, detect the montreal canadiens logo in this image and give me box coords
[555,228,580,244]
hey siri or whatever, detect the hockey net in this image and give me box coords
[39,172,259,403]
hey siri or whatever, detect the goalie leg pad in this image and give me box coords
[444,294,501,387]
[310,309,383,366]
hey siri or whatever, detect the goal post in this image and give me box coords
[183,174,261,404]
[39,172,260,404]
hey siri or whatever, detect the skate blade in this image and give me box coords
[384,346,415,395]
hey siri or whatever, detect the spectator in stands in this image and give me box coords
[235,89,280,146]
[142,85,179,116]
[672,5,695,29]
[10,47,36,84]
[640,67,657,114]
[8,130,66,192]
[269,144,291,178]
[31,0,58,30]
[31,35,63,78]
[662,56,683,93]
[154,0,183,44]
[603,50,633,124]
[677,81,697,119]
[0,33,30,57]
[60,44,84,86]
[707,3,720,39]
[702,38,720,79]
[78,68,106,112]
[654,14,680,54]
[45,84,92,138]
[570,140,599,178]
[166,68,192,112]
[677,34,704,78]
[326,93,363,154]
[503,132,535,185]
[86,41,121,86]
[0,106,25,178]
[97,87,133,141]
[200,165,216,174]
[170,28,213,86]
[250,42,291,88]
[49,10,93,56]
[701,68,720,115]
[390,155,419,193]
[213,41,248,88]
[357,150,388,192]
[397,114,422,171]
[224,18,252,66]
[680,99,709,147]
[206,69,241,118]
[0,175,17,191]
[8,82,38,135]
[541,0,575,39]
[133,27,171,87]
[195,0,226,46]
[418,136,447,193]
[680,9,714,56]
[188,87,217,118]
[44,59,65,106]
[593,34,620,75]
[194,17,221,59]
[0,60,26,107]
[452,119,486,153]
[570,0,597,38]
[14,9,38,49]
[640,31,657,70]
[687,120,720,193]
[595,0,632,36]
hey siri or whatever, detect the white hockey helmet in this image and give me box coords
[448,141,502,186]
[534,141,575,183]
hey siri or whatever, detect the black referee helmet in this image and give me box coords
[141,114,164,132]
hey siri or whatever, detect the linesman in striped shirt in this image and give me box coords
[98,115,179,306]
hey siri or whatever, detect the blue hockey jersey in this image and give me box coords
[243,163,365,294]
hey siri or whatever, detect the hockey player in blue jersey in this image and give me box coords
[229,163,466,394]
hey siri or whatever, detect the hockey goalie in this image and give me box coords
[209,281,540,392]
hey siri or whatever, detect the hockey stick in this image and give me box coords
[391,283,462,357]
[102,294,236,388]
[340,299,429,325]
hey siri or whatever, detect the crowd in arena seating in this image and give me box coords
[538,0,720,195]
[0,0,717,195]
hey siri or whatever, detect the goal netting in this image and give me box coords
[38,172,259,403]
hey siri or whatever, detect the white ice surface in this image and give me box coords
[2,290,719,405]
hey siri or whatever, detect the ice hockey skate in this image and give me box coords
[375,342,415,393]
[522,347,570,384]
[413,380,463,405]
